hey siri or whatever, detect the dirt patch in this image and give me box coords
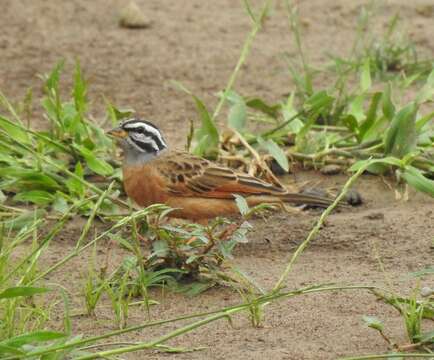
[1,0,433,359]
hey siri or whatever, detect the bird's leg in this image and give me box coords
[200,225,216,255]
[217,222,242,241]
[131,220,152,245]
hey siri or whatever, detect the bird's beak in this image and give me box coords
[107,127,128,139]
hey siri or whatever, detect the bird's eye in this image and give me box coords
[135,127,145,134]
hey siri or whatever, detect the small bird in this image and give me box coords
[108,118,335,222]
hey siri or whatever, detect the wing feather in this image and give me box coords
[158,152,287,198]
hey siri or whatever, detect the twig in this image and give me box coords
[212,0,271,120]
[273,159,371,291]
[231,128,284,188]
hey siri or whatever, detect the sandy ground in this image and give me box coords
[1,0,433,359]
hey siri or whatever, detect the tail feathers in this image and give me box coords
[281,192,335,208]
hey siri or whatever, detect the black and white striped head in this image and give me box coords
[108,118,167,159]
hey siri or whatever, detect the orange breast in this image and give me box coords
[122,164,169,207]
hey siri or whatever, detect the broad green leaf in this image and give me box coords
[0,330,65,348]
[400,166,434,197]
[364,163,389,175]
[66,162,85,197]
[62,103,80,134]
[172,81,219,158]
[0,152,16,164]
[121,255,138,270]
[416,68,434,103]
[44,60,64,93]
[403,72,422,89]
[74,145,113,176]
[84,154,113,176]
[257,137,289,172]
[110,234,134,252]
[342,114,358,134]
[52,195,69,214]
[14,190,55,206]
[362,115,389,143]
[384,102,418,158]
[273,93,303,135]
[221,89,243,103]
[1,210,46,231]
[304,90,334,116]
[89,123,113,148]
[192,96,219,158]
[192,135,213,159]
[418,330,434,343]
[81,136,96,151]
[0,115,31,144]
[73,60,87,115]
[287,60,310,97]
[234,194,249,216]
[0,167,36,178]
[299,92,335,141]
[186,254,200,264]
[349,157,403,172]
[416,111,434,132]
[362,315,384,331]
[65,110,83,137]
[0,344,25,355]
[0,286,50,299]
[152,240,169,257]
[348,94,365,122]
[12,172,60,192]
[228,101,247,131]
[359,92,382,140]
[382,83,395,120]
[360,59,372,92]
[41,97,60,126]
[246,98,280,118]
[105,97,135,125]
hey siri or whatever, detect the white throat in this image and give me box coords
[123,144,166,166]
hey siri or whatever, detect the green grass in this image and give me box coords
[0,0,433,359]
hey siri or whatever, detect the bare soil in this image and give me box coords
[1,0,433,359]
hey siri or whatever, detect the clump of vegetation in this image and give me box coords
[179,2,434,198]
[329,5,431,80]
[364,284,434,353]
[0,61,128,216]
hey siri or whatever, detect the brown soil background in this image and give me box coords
[1,0,434,359]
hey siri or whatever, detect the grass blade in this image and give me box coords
[0,286,50,299]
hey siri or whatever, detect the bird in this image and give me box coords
[107,118,336,222]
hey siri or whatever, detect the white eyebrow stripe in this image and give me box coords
[123,122,167,147]
[123,122,157,133]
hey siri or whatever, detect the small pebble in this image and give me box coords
[364,212,384,220]
[421,286,434,298]
[320,164,342,175]
[119,1,151,29]
[345,189,363,206]
[416,5,434,17]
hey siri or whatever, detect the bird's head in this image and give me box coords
[108,118,168,163]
